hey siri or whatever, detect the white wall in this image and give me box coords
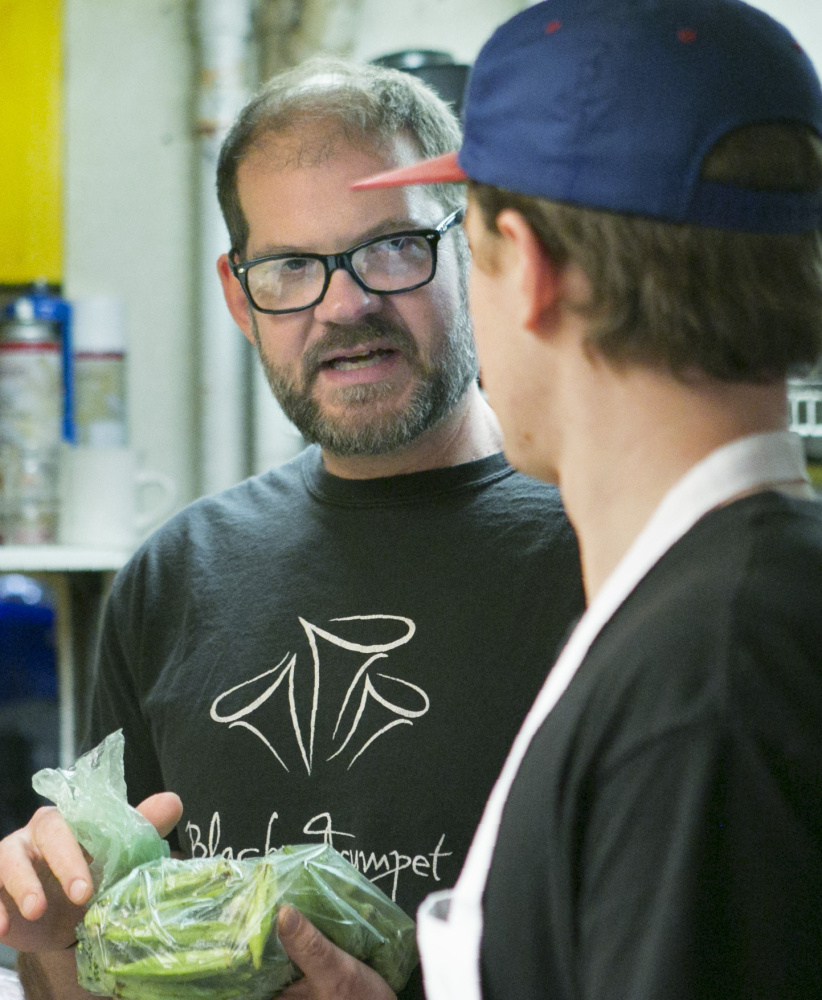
[63,0,198,507]
[749,0,822,74]
[351,0,523,63]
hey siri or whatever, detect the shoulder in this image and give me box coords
[471,459,571,518]
[483,467,578,548]
[158,448,312,540]
[575,493,822,762]
[110,451,314,593]
[611,492,822,647]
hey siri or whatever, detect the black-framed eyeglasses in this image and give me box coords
[229,209,464,315]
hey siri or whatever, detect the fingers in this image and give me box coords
[0,791,182,933]
[276,906,396,1000]
[0,808,91,925]
[136,792,183,839]
[0,792,185,953]
[278,905,332,972]
[0,808,90,951]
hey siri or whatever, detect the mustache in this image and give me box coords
[302,316,419,378]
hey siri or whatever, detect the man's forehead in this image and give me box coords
[244,122,349,172]
[237,129,448,253]
[241,118,428,172]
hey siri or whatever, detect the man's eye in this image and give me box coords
[369,236,429,260]
[383,237,411,252]
[255,257,318,285]
[279,257,311,275]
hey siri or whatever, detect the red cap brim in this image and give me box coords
[351,150,468,191]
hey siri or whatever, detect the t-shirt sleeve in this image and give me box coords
[84,566,168,815]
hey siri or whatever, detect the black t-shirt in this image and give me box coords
[87,446,585,999]
[481,491,822,1000]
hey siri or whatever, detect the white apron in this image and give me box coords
[417,431,811,1000]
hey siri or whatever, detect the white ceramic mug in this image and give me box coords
[59,445,177,549]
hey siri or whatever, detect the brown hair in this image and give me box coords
[470,123,822,382]
[217,55,464,257]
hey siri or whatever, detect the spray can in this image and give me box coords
[0,298,63,543]
[71,295,128,447]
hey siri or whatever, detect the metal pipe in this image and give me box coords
[194,0,254,495]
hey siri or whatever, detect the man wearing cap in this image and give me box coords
[354,0,822,998]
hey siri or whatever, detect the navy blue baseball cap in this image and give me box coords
[353,0,822,233]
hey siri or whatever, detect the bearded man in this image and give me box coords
[0,57,584,1000]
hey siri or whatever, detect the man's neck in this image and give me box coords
[558,368,789,601]
[320,383,504,479]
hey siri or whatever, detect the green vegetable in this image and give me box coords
[33,733,417,999]
[76,845,418,1000]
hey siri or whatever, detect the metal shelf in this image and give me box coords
[0,544,130,573]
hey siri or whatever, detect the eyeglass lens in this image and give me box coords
[245,233,435,313]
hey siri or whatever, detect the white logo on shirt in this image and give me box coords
[209,614,429,772]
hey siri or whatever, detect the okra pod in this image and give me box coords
[110,946,240,979]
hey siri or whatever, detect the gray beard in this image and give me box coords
[252,308,478,457]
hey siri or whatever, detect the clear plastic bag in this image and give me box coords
[33,733,418,998]
[76,845,417,999]
[32,730,169,894]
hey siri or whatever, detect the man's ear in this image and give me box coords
[217,254,255,345]
[494,209,562,332]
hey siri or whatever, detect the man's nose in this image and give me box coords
[312,266,382,324]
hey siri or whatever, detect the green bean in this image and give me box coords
[76,844,418,998]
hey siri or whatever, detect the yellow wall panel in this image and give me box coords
[0,0,62,285]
